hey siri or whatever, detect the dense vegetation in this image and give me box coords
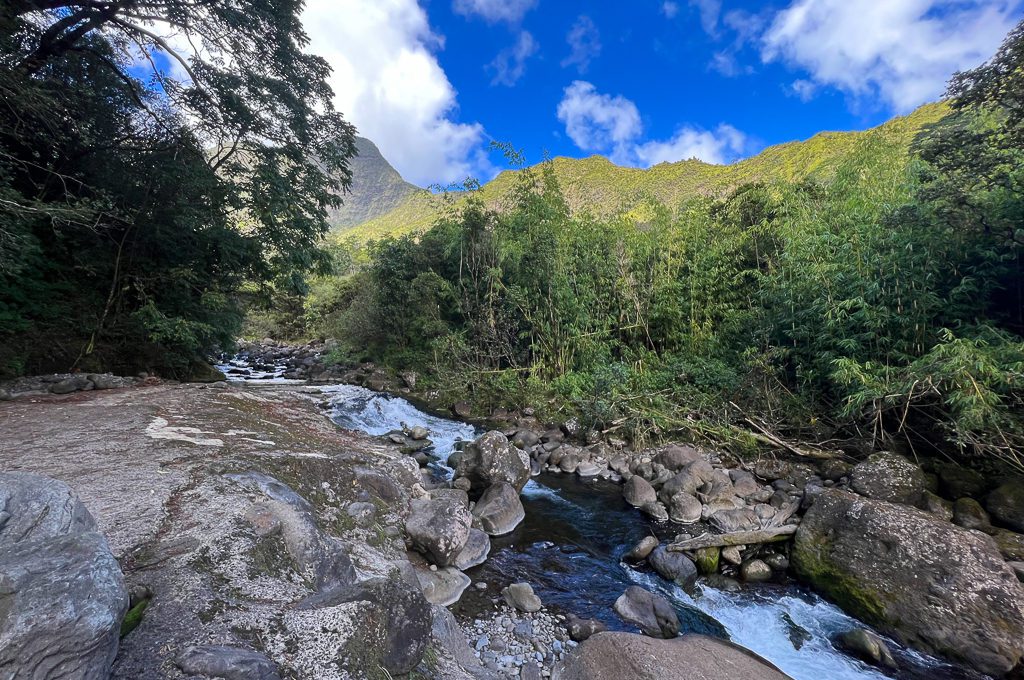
[0,1,353,377]
[313,23,1024,469]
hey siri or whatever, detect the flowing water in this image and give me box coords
[224,367,982,680]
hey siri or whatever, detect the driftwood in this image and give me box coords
[666,525,797,552]
[735,408,839,460]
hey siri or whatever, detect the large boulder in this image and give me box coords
[623,476,657,508]
[454,431,531,492]
[987,479,1024,533]
[848,452,926,505]
[612,586,679,639]
[453,528,491,570]
[646,546,697,587]
[296,572,432,676]
[175,646,282,680]
[471,481,525,536]
[405,494,472,567]
[793,489,1024,676]
[553,632,790,680]
[0,473,128,679]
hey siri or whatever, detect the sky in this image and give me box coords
[294,1,1019,186]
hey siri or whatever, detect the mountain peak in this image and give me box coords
[328,136,423,229]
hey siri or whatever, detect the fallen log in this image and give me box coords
[666,525,797,552]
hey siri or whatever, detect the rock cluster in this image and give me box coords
[0,372,138,399]
[463,605,576,677]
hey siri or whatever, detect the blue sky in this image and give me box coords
[294,0,1023,186]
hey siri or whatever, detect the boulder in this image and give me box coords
[296,572,432,676]
[451,402,472,419]
[0,473,128,679]
[186,361,227,383]
[453,528,491,571]
[740,559,772,583]
[553,632,790,680]
[405,495,472,567]
[566,615,607,642]
[952,497,993,533]
[455,431,531,493]
[639,501,668,522]
[658,460,715,503]
[576,461,604,478]
[471,482,525,536]
[612,586,679,639]
[793,489,1024,676]
[729,469,760,498]
[837,629,897,670]
[987,480,1024,533]
[994,529,1024,561]
[707,507,760,533]
[655,445,702,472]
[412,563,472,606]
[502,582,542,613]
[667,492,702,524]
[694,547,719,575]
[50,375,92,394]
[921,490,953,522]
[848,452,926,505]
[176,646,282,680]
[647,546,697,587]
[623,536,659,562]
[623,476,657,508]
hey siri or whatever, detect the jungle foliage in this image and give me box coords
[314,24,1024,466]
[0,1,353,377]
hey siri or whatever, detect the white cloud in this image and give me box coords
[762,0,1023,112]
[302,0,492,186]
[635,124,748,165]
[689,0,722,37]
[561,16,602,73]
[790,79,817,102]
[662,2,680,19]
[556,81,749,166]
[453,0,537,24]
[489,31,538,86]
[556,81,641,160]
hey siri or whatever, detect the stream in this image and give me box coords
[223,369,982,680]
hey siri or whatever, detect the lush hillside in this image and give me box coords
[328,137,425,229]
[340,102,948,241]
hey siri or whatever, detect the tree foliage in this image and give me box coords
[0,1,354,375]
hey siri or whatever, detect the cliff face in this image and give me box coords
[328,136,424,230]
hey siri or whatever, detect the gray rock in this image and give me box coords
[176,645,282,680]
[987,480,1024,533]
[921,490,953,521]
[729,469,760,498]
[755,459,794,481]
[658,461,714,504]
[624,536,659,562]
[553,632,790,680]
[623,476,657,508]
[455,431,531,493]
[566,614,607,642]
[454,528,491,571]
[994,528,1024,561]
[720,545,743,565]
[406,494,472,566]
[346,501,377,527]
[667,492,702,524]
[0,388,12,401]
[50,375,93,394]
[613,586,679,639]
[471,482,525,536]
[655,445,702,471]
[740,559,772,583]
[793,489,1024,675]
[88,374,121,390]
[647,546,697,587]
[837,629,897,670]
[503,582,542,613]
[576,461,603,478]
[430,605,488,677]
[0,473,128,680]
[848,453,926,506]
[296,572,432,675]
[639,501,668,522]
[1009,562,1024,583]
[409,425,429,440]
[952,497,993,533]
[936,462,988,499]
[413,562,472,606]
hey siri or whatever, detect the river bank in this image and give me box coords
[3,367,1024,679]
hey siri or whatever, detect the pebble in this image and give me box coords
[459,605,566,677]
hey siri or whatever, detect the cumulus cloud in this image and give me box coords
[453,0,537,24]
[302,0,491,186]
[762,0,1023,112]
[489,31,538,86]
[561,16,602,73]
[556,80,749,166]
[635,124,747,166]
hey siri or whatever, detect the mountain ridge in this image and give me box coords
[337,102,949,241]
[328,136,424,229]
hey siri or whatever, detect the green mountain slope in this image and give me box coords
[339,102,948,241]
[328,136,425,229]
